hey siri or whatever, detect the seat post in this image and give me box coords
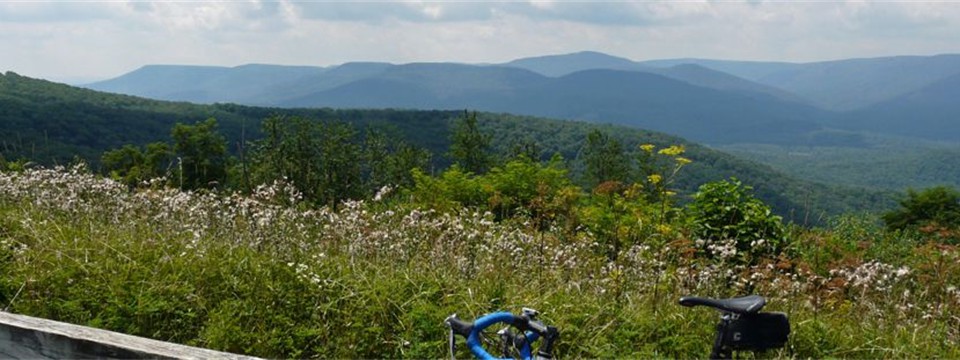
[709,314,733,360]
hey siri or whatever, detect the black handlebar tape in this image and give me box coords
[513,313,547,333]
[536,326,560,359]
[510,314,529,331]
[445,316,474,337]
[526,319,549,334]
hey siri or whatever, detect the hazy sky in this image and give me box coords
[3,1,960,83]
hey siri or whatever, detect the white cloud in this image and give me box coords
[3,0,960,81]
[289,2,491,23]
[0,3,122,23]
[132,1,289,32]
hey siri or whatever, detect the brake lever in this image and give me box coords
[446,314,457,360]
[449,327,456,360]
[497,327,512,358]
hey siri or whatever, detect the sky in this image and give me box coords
[2,1,960,83]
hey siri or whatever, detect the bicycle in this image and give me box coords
[445,307,559,360]
[679,294,791,360]
[446,295,788,360]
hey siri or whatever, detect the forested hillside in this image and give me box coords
[719,137,960,191]
[0,71,248,162]
[2,72,893,218]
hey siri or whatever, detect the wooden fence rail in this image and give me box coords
[0,311,261,359]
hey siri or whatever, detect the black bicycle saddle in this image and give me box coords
[678,294,766,314]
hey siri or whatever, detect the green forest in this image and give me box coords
[1,72,896,220]
[3,71,960,358]
[718,138,960,191]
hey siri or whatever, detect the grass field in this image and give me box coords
[1,165,958,358]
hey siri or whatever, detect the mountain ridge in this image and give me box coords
[87,59,829,145]
[502,50,651,76]
[281,66,826,144]
[80,51,960,144]
[640,54,960,110]
[837,72,960,140]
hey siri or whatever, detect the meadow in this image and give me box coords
[1,164,958,358]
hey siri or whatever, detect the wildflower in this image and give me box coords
[647,174,662,185]
[373,185,394,202]
[895,267,910,277]
[657,145,685,156]
[656,224,672,235]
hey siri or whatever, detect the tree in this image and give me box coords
[883,186,960,233]
[171,118,228,190]
[317,121,362,208]
[362,127,391,192]
[384,142,431,190]
[143,142,173,179]
[448,111,492,174]
[250,115,321,200]
[360,126,432,194]
[508,137,542,162]
[286,117,322,201]
[581,130,630,189]
[101,144,145,187]
[251,115,292,187]
[101,141,172,188]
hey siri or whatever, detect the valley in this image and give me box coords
[78,51,960,195]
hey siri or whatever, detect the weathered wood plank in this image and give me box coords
[0,311,262,359]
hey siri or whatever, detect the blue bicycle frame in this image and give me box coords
[446,309,556,360]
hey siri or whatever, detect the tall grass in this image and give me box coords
[1,165,958,358]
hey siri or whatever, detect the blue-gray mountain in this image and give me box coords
[837,73,960,141]
[640,54,960,111]
[85,51,960,144]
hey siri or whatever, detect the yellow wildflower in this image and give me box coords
[647,174,662,185]
[657,224,672,235]
[658,145,685,156]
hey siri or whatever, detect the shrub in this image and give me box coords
[483,155,579,226]
[411,158,580,226]
[409,165,485,212]
[687,178,785,262]
[883,186,960,242]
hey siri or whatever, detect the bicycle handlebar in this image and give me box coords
[445,310,558,360]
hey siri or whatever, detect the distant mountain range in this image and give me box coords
[83,51,960,144]
[643,54,960,111]
[0,71,898,218]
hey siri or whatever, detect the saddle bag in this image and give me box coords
[722,311,790,351]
